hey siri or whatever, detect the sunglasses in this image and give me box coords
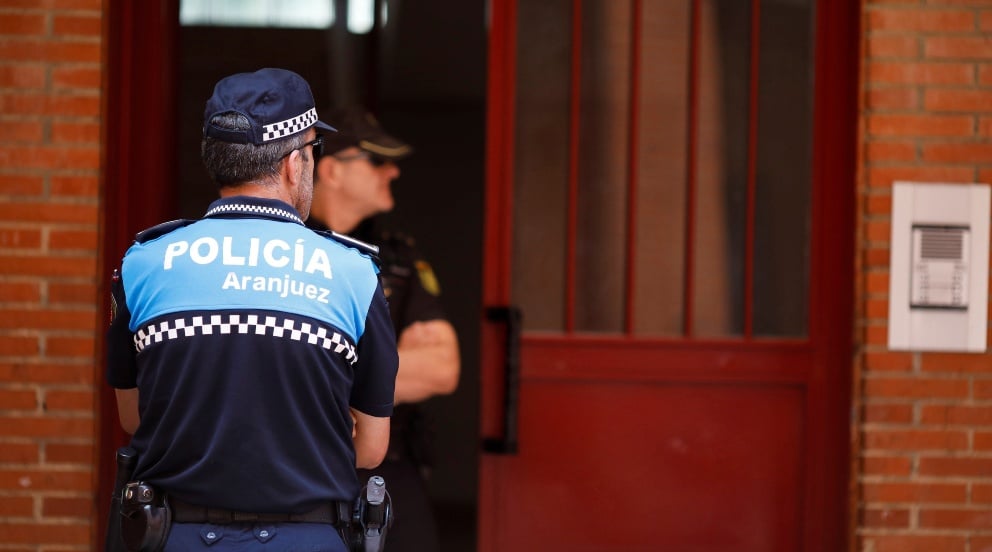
[281,134,324,160]
[332,151,389,167]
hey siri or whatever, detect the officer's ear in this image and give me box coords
[315,155,343,189]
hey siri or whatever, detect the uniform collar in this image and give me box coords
[203,196,305,225]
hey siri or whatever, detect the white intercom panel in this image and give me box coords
[888,182,990,352]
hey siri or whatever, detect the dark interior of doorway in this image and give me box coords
[175,4,486,550]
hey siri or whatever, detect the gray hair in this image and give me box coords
[201,112,308,188]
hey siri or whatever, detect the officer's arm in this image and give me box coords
[351,408,390,468]
[394,319,460,404]
[115,388,140,434]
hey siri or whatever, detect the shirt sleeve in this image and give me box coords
[350,280,398,417]
[106,270,138,389]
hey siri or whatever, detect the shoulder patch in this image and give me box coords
[135,219,195,243]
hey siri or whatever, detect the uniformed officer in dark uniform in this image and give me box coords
[105,69,398,551]
[307,107,460,552]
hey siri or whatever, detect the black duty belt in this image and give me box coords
[170,498,343,525]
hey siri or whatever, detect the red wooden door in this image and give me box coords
[478,1,859,550]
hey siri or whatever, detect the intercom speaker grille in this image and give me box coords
[919,227,965,261]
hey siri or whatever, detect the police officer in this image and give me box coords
[105,69,398,551]
[307,107,460,552]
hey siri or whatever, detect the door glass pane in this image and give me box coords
[753,0,814,337]
[692,0,750,337]
[633,1,691,336]
[575,0,632,333]
[512,0,571,332]
[511,0,815,339]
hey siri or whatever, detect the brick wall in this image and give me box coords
[859,2,992,551]
[0,1,102,550]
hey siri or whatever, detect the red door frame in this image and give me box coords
[95,1,178,548]
[478,0,860,549]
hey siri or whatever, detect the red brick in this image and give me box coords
[862,481,967,503]
[922,352,992,373]
[865,86,920,110]
[919,456,992,477]
[0,120,43,143]
[864,325,889,345]
[919,508,992,529]
[0,309,94,331]
[0,468,90,491]
[867,114,975,136]
[920,404,992,424]
[48,282,96,304]
[52,14,101,36]
[862,402,913,423]
[51,65,100,90]
[0,144,100,170]
[0,256,96,278]
[864,428,968,450]
[860,507,911,528]
[926,36,992,60]
[0,228,41,249]
[981,115,992,136]
[49,229,97,250]
[977,431,992,450]
[864,377,969,399]
[859,535,966,552]
[864,247,891,268]
[0,416,91,439]
[46,336,95,357]
[862,454,913,477]
[0,39,100,64]
[866,298,889,318]
[45,442,91,464]
[976,483,992,503]
[868,9,975,32]
[0,336,40,357]
[43,389,90,411]
[869,61,975,85]
[868,166,977,188]
[0,496,32,517]
[0,201,97,224]
[0,362,93,385]
[0,175,43,196]
[50,175,98,197]
[0,0,100,7]
[0,389,36,410]
[865,271,890,294]
[42,496,91,518]
[979,167,992,184]
[865,193,894,215]
[0,92,100,117]
[867,140,917,162]
[0,521,89,545]
[0,442,37,463]
[0,64,45,88]
[974,536,992,552]
[867,35,921,58]
[0,14,46,36]
[865,220,892,242]
[0,281,40,303]
[925,88,992,112]
[50,121,99,144]
[923,143,992,163]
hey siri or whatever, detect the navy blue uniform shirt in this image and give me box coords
[106,196,398,513]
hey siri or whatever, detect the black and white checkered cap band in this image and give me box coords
[134,314,358,365]
[262,108,318,142]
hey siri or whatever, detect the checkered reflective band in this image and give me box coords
[133,313,358,364]
[204,203,304,224]
[262,108,318,142]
